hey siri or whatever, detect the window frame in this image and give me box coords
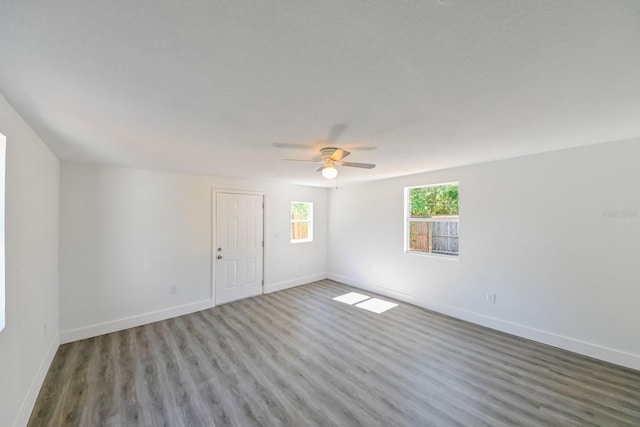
[404,182,460,259]
[0,133,5,332]
[290,201,313,243]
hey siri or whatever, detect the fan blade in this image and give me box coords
[327,123,349,143]
[341,161,376,169]
[276,141,376,151]
[316,165,325,172]
[283,157,322,162]
[330,148,351,161]
[349,146,377,151]
[274,142,315,149]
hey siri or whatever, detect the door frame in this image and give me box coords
[211,188,267,306]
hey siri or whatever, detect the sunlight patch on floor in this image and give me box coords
[355,298,398,314]
[332,292,370,305]
[333,293,397,314]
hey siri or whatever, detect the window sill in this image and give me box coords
[405,250,459,261]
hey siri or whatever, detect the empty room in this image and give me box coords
[1,1,640,426]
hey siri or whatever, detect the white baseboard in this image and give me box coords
[265,273,328,294]
[60,299,214,344]
[14,333,60,427]
[328,273,640,372]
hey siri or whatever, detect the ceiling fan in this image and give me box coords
[284,146,376,180]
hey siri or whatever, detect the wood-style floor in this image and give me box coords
[30,280,640,426]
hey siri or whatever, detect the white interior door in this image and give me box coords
[215,192,264,305]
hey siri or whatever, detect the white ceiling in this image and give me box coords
[1,1,639,187]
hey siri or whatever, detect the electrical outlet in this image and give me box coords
[170,286,177,295]
[486,293,496,304]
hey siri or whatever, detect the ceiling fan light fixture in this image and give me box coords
[322,165,338,180]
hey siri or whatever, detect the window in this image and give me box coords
[405,182,459,257]
[0,133,5,331]
[291,201,313,243]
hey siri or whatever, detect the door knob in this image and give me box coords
[217,255,223,260]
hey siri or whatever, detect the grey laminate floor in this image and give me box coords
[30,280,640,426]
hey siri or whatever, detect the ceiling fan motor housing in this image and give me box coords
[320,147,338,160]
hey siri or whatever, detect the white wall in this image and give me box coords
[59,163,327,341]
[328,138,640,370]
[0,94,60,427]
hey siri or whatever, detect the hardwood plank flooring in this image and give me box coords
[29,280,640,426]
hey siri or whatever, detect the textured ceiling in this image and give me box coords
[1,1,639,187]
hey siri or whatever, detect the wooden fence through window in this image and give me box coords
[291,222,309,240]
[409,220,459,255]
